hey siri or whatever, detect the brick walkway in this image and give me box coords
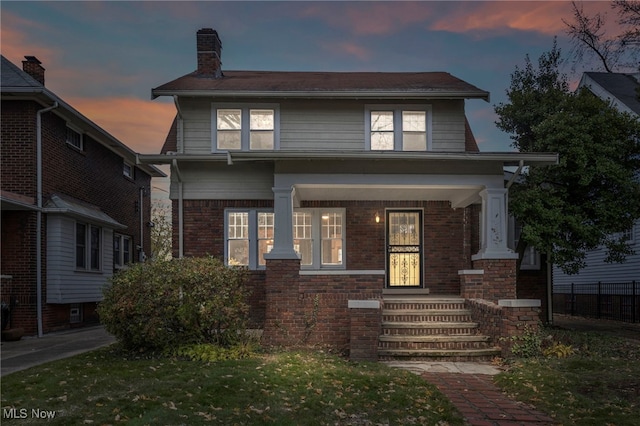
[422,372,557,426]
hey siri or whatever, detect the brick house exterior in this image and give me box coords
[1,55,164,336]
[139,29,558,359]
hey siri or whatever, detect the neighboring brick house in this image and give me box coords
[1,55,165,336]
[139,29,557,360]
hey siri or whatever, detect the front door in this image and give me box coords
[386,210,423,288]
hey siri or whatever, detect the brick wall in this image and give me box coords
[472,258,517,302]
[1,99,154,334]
[517,255,550,323]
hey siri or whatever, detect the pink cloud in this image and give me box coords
[0,12,60,66]
[324,41,372,61]
[301,2,435,36]
[67,97,176,154]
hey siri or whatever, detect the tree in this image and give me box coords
[495,43,640,274]
[564,0,640,73]
[150,200,172,261]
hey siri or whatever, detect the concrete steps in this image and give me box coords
[379,296,500,361]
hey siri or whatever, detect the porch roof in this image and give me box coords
[137,150,558,168]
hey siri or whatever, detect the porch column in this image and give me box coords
[472,188,518,261]
[264,186,299,260]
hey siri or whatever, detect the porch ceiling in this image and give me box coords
[293,184,482,208]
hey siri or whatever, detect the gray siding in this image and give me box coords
[170,162,274,200]
[178,98,468,153]
[46,215,114,303]
[553,221,640,288]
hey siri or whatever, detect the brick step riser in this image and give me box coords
[383,315,472,322]
[382,328,478,336]
[379,341,495,350]
[378,354,499,362]
[384,303,465,311]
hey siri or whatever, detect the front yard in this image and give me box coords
[0,348,463,425]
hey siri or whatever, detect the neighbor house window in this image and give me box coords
[76,222,101,271]
[123,161,134,179]
[213,104,279,151]
[66,125,83,150]
[294,209,345,269]
[114,234,132,268]
[225,210,274,269]
[366,106,431,151]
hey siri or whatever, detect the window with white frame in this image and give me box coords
[123,161,134,179]
[114,234,132,268]
[66,125,83,150]
[225,210,274,268]
[366,106,431,151]
[76,222,101,271]
[294,209,345,269]
[214,104,278,151]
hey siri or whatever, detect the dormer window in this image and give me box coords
[366,105,432,151]
[213,104,279,152]
[66,125,83,150]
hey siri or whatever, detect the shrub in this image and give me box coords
[98,257,249,352]
[504,325,543,358]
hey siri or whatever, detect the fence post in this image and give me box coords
[597,281,602,319]
[633,281,637,324]
[571,282,575,316]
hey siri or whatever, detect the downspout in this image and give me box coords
[172,159,184,258]
[36,101,59,337]
[547,253,553,324]
[139,187,145,262]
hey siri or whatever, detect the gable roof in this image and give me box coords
[152,70,490,101]
[1,55,165,178]
[579,72,640,116]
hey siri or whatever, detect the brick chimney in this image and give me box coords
[22,56,45,85]
[196,28,222,78]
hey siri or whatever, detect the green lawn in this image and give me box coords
[495,327,640,426]
[1,348,463,425]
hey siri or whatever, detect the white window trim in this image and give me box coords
[75,222,103,272]
[212,103,280,152]
[365,105,432,151]
[123,161,134,179]
[66,124,84,151]
[224,209,274,270]
[295,208,346,270]
[114,233,132,269]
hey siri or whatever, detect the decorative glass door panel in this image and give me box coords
[387,211,423,287]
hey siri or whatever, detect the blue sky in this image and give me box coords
[1,1,632,155]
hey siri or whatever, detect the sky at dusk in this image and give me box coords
[1,1,634,158]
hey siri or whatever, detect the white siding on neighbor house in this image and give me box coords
[46,215,114,304]
[553,221,640,290]
[170,162,274,200]
[177,98,468,153]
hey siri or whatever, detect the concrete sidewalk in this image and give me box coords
[1,326,115,377]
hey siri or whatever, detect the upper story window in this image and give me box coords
[365,105,432,151]
[213,104,279,152]
[123,161,134,179]
[66,125,83,150]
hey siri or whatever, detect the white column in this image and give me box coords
[264,186,300,260]
[472,187,518,260]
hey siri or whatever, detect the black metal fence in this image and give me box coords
[553,281,639,323]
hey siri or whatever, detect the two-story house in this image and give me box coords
[139,29,557,360]
[553,72,640,322]
[1,55,165,337]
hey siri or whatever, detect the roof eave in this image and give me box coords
[152,89,490,102]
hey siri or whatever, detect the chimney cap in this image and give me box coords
[24,56,42,64]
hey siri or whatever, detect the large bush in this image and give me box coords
[98,257,249,352]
